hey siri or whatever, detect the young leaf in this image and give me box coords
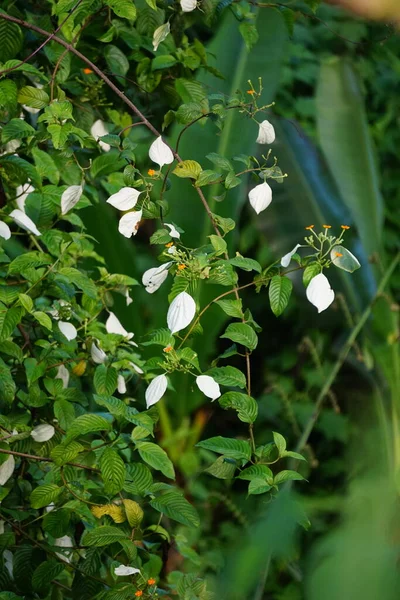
[273,470,305,485]
[273,431,286,455]
[220,323,258,350]
[135,441,175,479]
[269,275,293,317]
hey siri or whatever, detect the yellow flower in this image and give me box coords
[135,592,143,598]
[147,169,156,176]
[148,578,156,585]
[163,345,173,353]
[165,242,174,248]
[177,263,186,270]
[322,224,331,229]
[305,225,315,230]
[247,90,256,95]
[335,252,343,257]
[83,68,93,74]
[341,225,350,230]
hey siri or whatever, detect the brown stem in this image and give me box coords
[0,447,100,472]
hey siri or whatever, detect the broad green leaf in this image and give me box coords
[229,256,262,273]
[248,478,271,496]
[273,470,305,485]
[205,366,246,389]
[64,414,111,443]
[142,328,175,348]
[8,251,51,275]
[220,323,258,351]
[172,160,202,179]
[30,484,63,509]
[32,311,52,331]
[18,293,33,313]
[1,119,35,144]
[100,447,125,495]
[0,306,24,341]
[94,365,118,395]
[150,491,200,527]
[31,148,59,185]
[215,298,243,318]
[124,463,153,496]
[104,45,129,78]
[196,436,251,461]
[58,267,97,299]
[272,431,286,455]
[218,391,258,423]
[205,456,237,479]
[0,19,23,62]
[136,441,175,479]
[269,275,293,317]
[0,357,15,404]
[105,0,137,19]
[0,155,41,188]
[32,561,64,593]
[17,86,49,109]
[195,170,222,187]
[51,441,83,466]
[303,263,321,288]
[237,464,273,481]
[209,234,227,255]
[53,400,75,430]
[83,526,127,547]
[43,509,70,537]
[90,153,126,179]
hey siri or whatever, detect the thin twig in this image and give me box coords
[0,447,100,472]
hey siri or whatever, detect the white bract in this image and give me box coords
[55,364,70,388]
[248,182,272,214]
[106,312,134,340]
[165,223,180,239]
[31,424,55,443]
[152,22,170,52]
[0,221,11,240]
[106,187,141,211]
[117,374,127,394]
[114,565,141,576]
[142,262,172,294]
[61,185,83,215]
[55,536,73,563]
[256,120,276,144]
[91,119,110,152]
[0,455,15,486]
[125,289,133,306]
[10,209,41,236]
[149,136,174,169]
[306,273,335,313]
[118,210,142,238]
[167,291,196,334]
[58,321,77,341]
[146,374,168,408]
[280,244,301,268]
[181,0,197,10]
[196,375,221,400]
[91,342,107,364]
[16,183,34,212]
[130,362,144,375]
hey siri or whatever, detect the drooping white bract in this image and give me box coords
[280,244,301,268]
[61,185,83,215]
[125,289,133,306]
[91,119,110,152]
[118,210,142,238]
[149,136,174,169]
[167,291,196,334]
[196,375,221,400]
[142,262,172,294]
[91,341,107,364]
[248,182,272,214]
[106,187,141,211]
[114,565,141,576]
[145,374,168,408]
[106,311,134,340]
[130,362,144,375]
[0,455,15,486]
[31,424,55,443]
[181,0,197,11]
[306,273,335,313]
[165,223,180,239]
[55,536,73,563]
[117,374,127,394]
[152,22,170,52]
[55,364,70,389]
[58,321,77,341]
[16,183,34,212]
[0,221,11,240]
[256,120,276,144]
[10,209,41,236]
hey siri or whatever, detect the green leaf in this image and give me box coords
[152,55,177,70]
[51,440,83,466]
[135,441,175,479]
[90,153,126,179]
[225,171,241,189]
[53,400,75,430]
[205,455,237,479]
[269,275,293,317]
[58,267,97,299]
[105,0,137,19]
[94,365,118,395]
[0,18,23,62]
[331,245,361,273]
[30,484,63,509]
[272,431,286,455]
[0,155,41,188]
[239,22,259,51]
[237,464,273,481]
[100,447,126,495]
[142,328,175,348]
[195,170,222,187]
[0,306,24,341]
[18,293,33,313]
[303,263,321,287]
[218,391,258,423]
[209,234,227,256]
[104,45,129,78]
[32,311,52,331]
[196,436,251,461]
[0,357,16,404]
[83,526,127,547]
[1,119,35,144]
[172,160,202,179]
[282,451,307,462]
[64,414,111,443]
[150,491,200,527]
[31,148,59,185]
[220,323,258,351]
[206,153,233,172]
[43,509,70,537]
[206,366,246,389]
[215,298,243,318]
[229,256,262,273]
[273,470,305,485]
[0,340,23,362]
[8,251,52,275]
[124,463,153,496]
[175,78,207,105]
[32,560,64,593]
[0,79,17,111]
[17,86,49,109]
[47,124,69,149]
[248,478,271,496]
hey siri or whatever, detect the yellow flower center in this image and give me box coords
[247,90,256,95]
[305,225,315,230]
[83,68,93,74]
[163,345,173,353]
[165,242,174,248]
[147,169,156,176]
[147,578,156,585]
[322,224,331,229]
[335,252,343,257]
[177,264,186,270]
[135,592,143,598]
[341,225,350,230]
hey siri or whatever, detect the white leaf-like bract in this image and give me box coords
[248,182,272,214]
[10,209,41,236]
[167,291,196,334]
[106,187,141,211]
[118,210,142,238]
[165,223,180,239]
[0,455,15,486]
[306,273,335,313]
[142,262,172,294]
[0,221,11,240]
[114,565,141,576]
[149,136,174,169]
[16,183,34,212]
[196,375,221,400]
[117,374,127,394]
[55,536,73,563]
[106,311,134,340]
[145,374,168,408]
[256,120,276,144]
[58,321,77,341]
[91,119,110,152]
[55,364,70,389]
[181,0,197,11]
[61,185,83,215]
[130,362,144,375]
[152,22,170,52]
[280,244,301,268]
[91,342,107,364]
[31,424,55,443]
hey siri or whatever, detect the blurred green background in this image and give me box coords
[83,3,400,598]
